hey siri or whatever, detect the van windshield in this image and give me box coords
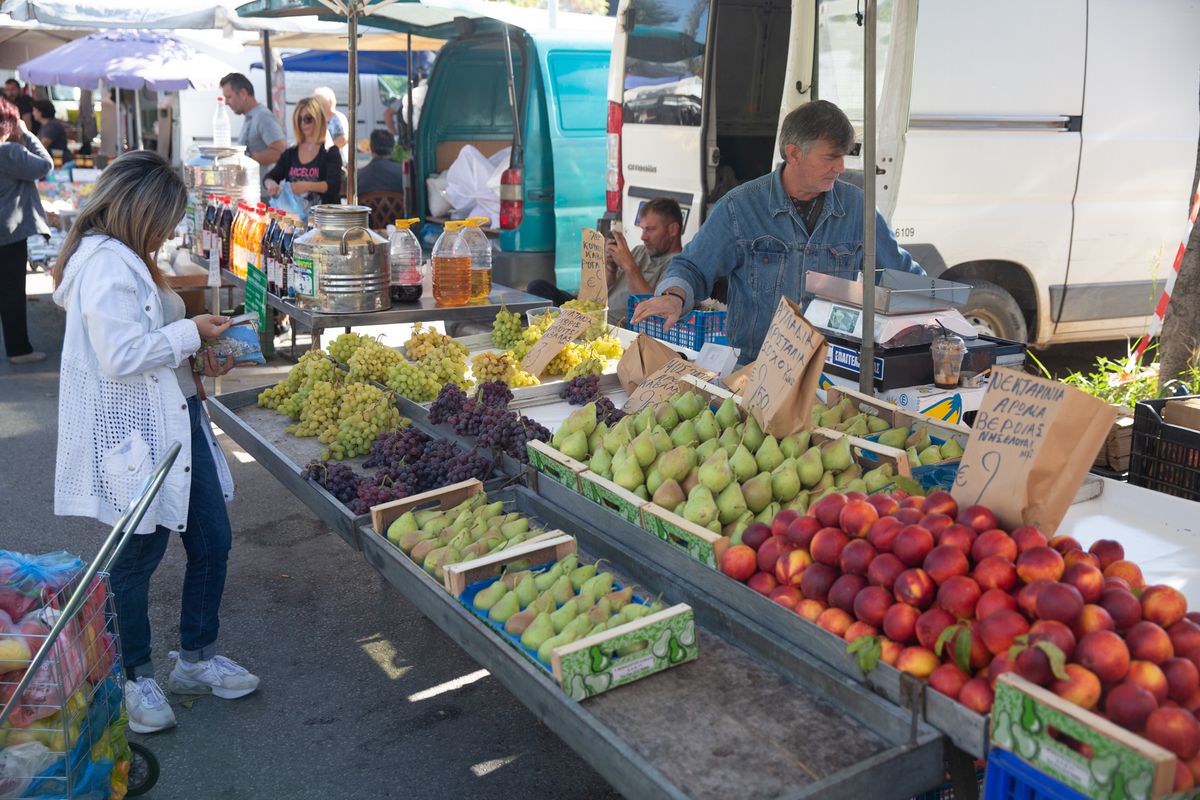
[622,0,708,125]
[816,0,897,125]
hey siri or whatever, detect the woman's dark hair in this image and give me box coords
[0,97,18,140]
[33,99,56,120]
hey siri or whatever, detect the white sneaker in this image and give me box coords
[124,677,177,734]
[167,655,259,699]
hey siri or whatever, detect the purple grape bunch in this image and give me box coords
[560,375,601,405]
[475,381,514,409]
[301,460,362,505]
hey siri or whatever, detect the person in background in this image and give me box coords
[384,77,426,142]
[356,129,406,196]
[32,99,68,155]
[527,197,683,324]
[632,100,923,362]
[52,151,259,734]
[219,73,285,169]
[312,86,348,163]
[3,79,36,134]
[0,98,52,364]
[263,97,343,207]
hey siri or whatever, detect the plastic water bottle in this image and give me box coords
[389,218,425,303]
[462,216,492,303]
[212,97,231,148]
[431,221,472,307]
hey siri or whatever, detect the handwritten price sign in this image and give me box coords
[520,308,594,377]
[623,358,716,413]
[740,296,826,436]
[578,228,607,307]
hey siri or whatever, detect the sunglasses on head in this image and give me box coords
[300,115,315,123]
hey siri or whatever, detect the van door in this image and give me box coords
[617,0,710,240]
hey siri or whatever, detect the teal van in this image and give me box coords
[416,25,612,292]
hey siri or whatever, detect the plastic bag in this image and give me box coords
[0,742,57,798]
[444,145,510,227]
[269,180,310,224]
[194,313,266,369]
[0,610,89,728]
[0,551,83,621]
[426,171,451,217]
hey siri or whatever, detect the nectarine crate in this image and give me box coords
[626,294,727,351]
[358,482,948,800]
[1129,396,1200,501]
[991,674,1179,799]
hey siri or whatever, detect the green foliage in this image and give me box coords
[1028,342,1200,409]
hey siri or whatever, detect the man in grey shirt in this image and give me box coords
[219,73,285,169]
[605,197,684,324]
[356,130,407,196]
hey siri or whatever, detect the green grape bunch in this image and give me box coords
[329,332,370,365]
[562,298,608,341]
[346,339,406,385]
[490,304,523,349]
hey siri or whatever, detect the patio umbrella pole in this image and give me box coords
[859,0,877,397]
[346,1,358,204]
[133,89,143,150]
[406,32,415,214]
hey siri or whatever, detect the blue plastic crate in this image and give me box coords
[860,431,961,492]
[909,764,984,800]
[626,294,727,351]
[983,748,1089,800]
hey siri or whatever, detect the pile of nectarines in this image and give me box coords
[718,489,1200,786]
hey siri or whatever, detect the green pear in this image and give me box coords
[658,446,694,483]
[672,390,703,420]
[811,405,826,427]
[602,425,631,455]
[501,569,532,590]
[755,435,785,472]
[755,502,781,525]
[477,500,505,521]
[422,545,452,574]
[842,415,869,438]
[681,467,701,496]
[784,490,810,514]
[877,426,910,450]
[588,422,608,455]
[694,409,720,442]
[652,479,686,510]
[715,396,740,430]
[697,449,733,493]
[534,561,566,592]
[586,598,613,627]
[741,473,773,513]
[669,418,698,448]
[563,403,597,437]
[413,508,443,527]
[651,425,673,454]
[504,607,539,636]
[906,446,923,467]
[683,486,718,527]
[461,540,489,560]
[515,574,538,607]
[741,415,765,452]
[940,438,964,459]
[560,429,589,461]
[674,501,686,516]
[729,444,758,483]
[707,519,723,533]
[501,518,529,539]
[843,478,868,494]
[613,456,645,492]
[695,438,720,463]
[561,613,593,641]
[919,444,944,465]
[834,463,862,488]
[813,470,835,492]
[410,538,440,564]
[780,432,810,459]
[716,480,748,525]
[386,510,418,543]
[424,516,451,537]
[474,581,508,611]
[519,613,555,650]
[719,426,742,456]
[654,401,679,431]
[397,530,433,554]
[634,485,650,501]
[809,485,837,506]
[630,429,657,467]
[906,425,932,451]
[551,598,580,633]
[634,406,654,435]
[645,466,664,496]
[796,446,825,488]
[620,603,652,623]
[582,572,615,599]
[819,403,844,427]
[866,415,891,433]
[589,447,613,478]
[537,629,579,664]
[836,412,866,432]
[771,462,801,502]
[863,463,895,493]
[727,511,754,545]
[487,590,521,623]
[549,574,575,606]
[821,437,853,472]
[605,587,634,611]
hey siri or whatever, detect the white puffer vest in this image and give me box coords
[53,235,234,534]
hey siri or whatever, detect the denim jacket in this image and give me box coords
[656,165,923,362]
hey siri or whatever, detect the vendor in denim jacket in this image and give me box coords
[632,100,923,363]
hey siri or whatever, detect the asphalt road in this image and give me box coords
[3,273,620,799]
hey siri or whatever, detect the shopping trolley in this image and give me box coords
[0,442,181,798]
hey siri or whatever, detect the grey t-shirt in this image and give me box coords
[239,104,286,164]
[160,288,198,400]
[608,245,677,324]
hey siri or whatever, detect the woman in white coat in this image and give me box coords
[53,151,259,734]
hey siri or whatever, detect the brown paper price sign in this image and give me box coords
[578,228,607,306]
[952,368,1117,533]
[519,308,594,376]
[739,296,827,436]
[623,358,716,413]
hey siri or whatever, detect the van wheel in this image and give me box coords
[955,279,1028,342]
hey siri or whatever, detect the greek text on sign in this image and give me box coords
[740,296,824,434]
[623,358,716,413]
[520,309,594,376]
[578,228,607,306]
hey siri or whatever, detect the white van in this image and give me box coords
[603,0,1200,346]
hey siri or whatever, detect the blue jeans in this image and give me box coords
[109,396,232,680]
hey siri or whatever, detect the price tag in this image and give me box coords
[952,367,1117,532]
[244,267,268,329]
[578,228,607,306]
[740,296,826,436]
[520,308,593,376]
[623,358,716,413]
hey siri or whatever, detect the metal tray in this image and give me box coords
[358,486,945,800]
[533,475,992,759]
[806,271,972,314]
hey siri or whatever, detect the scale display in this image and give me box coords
[827,305,861,334]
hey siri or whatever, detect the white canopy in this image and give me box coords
[0,0,347,32]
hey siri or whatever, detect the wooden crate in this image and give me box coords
[1094,410,1134,472]
[812,427,914,477]
[370,478,484,536]
[578,471,648,528]
[526,440,588,493]
[640,503,728,569]
[444,534,577,595]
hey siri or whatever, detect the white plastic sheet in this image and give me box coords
[444,144,512,228]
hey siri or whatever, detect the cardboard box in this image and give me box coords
[526,440,587,493]
[1164,398,1200,433]
[578,471,647,528]
[640,503,728,568]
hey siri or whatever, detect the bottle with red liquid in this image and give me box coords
[201,194,217,259]
[389,218,425,302]
[217,196,234,272]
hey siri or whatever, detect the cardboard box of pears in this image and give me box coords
[370,479,697,700]
[528,376,969,569]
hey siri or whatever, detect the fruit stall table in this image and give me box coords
[206,385,948,799]
[219,267,551,358]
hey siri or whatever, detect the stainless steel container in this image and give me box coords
[291,205,391,313]
[182,145,260,257]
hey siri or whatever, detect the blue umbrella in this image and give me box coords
[254,48,435,74]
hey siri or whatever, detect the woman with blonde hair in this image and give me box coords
[263,95,343,206]
[53,150,259,735]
